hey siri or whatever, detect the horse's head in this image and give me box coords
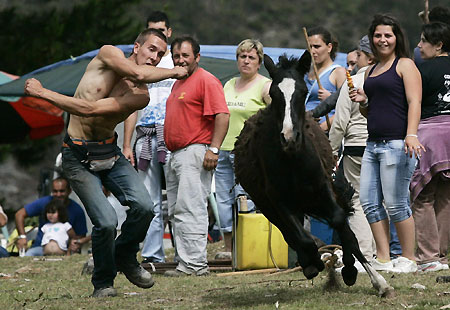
[264,51,311,151]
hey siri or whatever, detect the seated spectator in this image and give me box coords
[15,177,88,256]
[0,204,9,258]
[41,199,76,255]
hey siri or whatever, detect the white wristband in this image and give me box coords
[18,234,27,239]
[405,134,418,138]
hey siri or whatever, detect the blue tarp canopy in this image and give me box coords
[0,45,346,98]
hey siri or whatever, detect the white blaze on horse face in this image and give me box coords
[279,78,296,141]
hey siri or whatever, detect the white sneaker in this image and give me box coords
[393,256,418,273]
[354,260,367,273]
[371,258,401,273]
[418,261,447,273]
[214,252,231,260]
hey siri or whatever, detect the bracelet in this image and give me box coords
[405,134,418,138]
[359,98,369,108]
[18,234,27,239]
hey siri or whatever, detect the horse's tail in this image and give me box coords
[332,166,354,215]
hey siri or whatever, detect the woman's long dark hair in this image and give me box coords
[368,14,410,59]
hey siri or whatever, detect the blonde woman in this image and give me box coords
[215,39,271,259]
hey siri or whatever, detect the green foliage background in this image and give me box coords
[1,0,448,76]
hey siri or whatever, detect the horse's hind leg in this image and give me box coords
[335,219,394,297]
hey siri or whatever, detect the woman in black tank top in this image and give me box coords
[350,14,423,273]
[411,22,450,272]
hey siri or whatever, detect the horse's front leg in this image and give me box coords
[272,212,324,279]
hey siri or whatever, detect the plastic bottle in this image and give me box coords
[239,196,248,212]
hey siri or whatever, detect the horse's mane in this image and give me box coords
[277,54,300,70]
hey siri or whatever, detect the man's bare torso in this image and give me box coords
[67,56,146,141]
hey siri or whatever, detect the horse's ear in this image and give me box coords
[264,54,277,78]
[297,50,311,75]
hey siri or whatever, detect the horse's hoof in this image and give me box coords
[303,265,319,279]
[341,265,358,286]
[381,287,396,299]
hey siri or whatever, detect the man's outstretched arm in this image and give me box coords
[24,78,149,117]
[97,45,188,82]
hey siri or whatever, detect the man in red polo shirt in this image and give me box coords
[164,36,229,277]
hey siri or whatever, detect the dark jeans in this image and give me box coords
[0,246,9,258]
[62,147,154,289]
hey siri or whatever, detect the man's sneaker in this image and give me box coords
[142,257,163,264]
[418,261,447,273]
[215,252,232,260]
[393,256,418,273]
[196,268,210,276]
[92,286,117,298]
[370,258,401,273]
[117,263,154,288]
[164,269,191,277]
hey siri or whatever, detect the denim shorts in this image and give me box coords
[359,139,416,224]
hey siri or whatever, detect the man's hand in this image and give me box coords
[24,78,44,97]
[69,239,81,253]
[203,150,218,171]
[172,66,189,79]
[16,238,28,251]
[122,146,135,166]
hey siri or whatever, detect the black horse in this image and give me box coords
[234,52,393,297]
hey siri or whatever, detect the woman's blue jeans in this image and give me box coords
[215,150,255,233]
[360,140,416,224]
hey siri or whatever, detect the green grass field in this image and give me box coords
[1,244,450,310]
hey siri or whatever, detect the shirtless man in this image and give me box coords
[24,28,187,298]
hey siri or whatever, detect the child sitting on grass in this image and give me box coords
[41,199,76,255]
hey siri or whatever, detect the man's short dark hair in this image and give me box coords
[171,36,200,56]
[135,28,167,45]
[53,176,70,190]
[147,11,170,28]
[429,6,450,24]
[422,22,450,53]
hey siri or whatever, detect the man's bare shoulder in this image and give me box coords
[85,45,124,71]
[97,45,125,61]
